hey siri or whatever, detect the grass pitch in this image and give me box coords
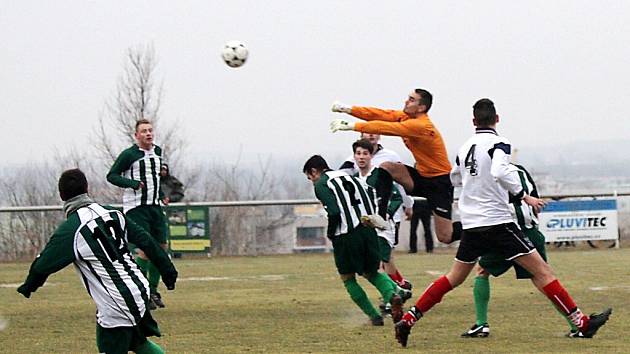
[1,247,628,353]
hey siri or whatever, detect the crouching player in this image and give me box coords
[17,169,178,354]
[303,155,410,326]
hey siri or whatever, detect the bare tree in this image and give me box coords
[95,44,185,171]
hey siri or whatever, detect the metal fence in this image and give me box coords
[1,192,628,261]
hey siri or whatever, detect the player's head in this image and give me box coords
[472,98,499,127]
[58,168,88,201]
[135,119,154,149]
[360,133,381,147]
[303,155,330,184]
[404,88,433,115]
[160,163,169,177]
[352,138,374,170]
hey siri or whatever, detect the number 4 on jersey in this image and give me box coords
[464,144,478,176]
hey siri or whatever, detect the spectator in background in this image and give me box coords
[160,163,185,203]
[409,199,433,253]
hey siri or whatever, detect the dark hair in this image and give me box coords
[135,119,152,132]
[58,169,88,201]
[473,98,497,127]
[302,155,330,173]
[352,138,374,154]
[414,88,433,112]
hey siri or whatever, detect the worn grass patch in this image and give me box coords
[1,248,628,353]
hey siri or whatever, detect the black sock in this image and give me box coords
[375,169,393,219]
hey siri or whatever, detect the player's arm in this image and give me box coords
[17,224,76,298]
[450,156,463,187]
[314,183,341,238]
[125,217,178,289]
[349,106,405,122]
[106,152,142,189]
[354,119,431,138]
[492,147,545,212]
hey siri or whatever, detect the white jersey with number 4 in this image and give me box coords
[450,128,524,230]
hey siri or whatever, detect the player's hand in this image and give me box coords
[331,101,352,113]
[404,207,413,220]
[523,195,546,214]
[135,181,145,190]
[162,197,170,205]
[330,119,355,133]
[17,284,32,298]
[163,271,178,290]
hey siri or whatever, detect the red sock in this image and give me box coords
[415,276,453,313]
[542,279,587,330]
[388,270,404,285]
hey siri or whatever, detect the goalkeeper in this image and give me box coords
[331,89,461,245]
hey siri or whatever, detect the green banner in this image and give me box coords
[166,206,210,252]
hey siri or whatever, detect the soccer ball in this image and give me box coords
[221,41,248,68]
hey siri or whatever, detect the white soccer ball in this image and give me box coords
[221,40,248,68]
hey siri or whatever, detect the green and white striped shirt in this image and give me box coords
[107,144,163,213]
[19,202,176,328]
[510,164,539,229]
[314,170,377,237]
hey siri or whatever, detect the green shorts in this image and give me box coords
[126,205,168,244]
[479,227,547,279]
[332,225,381,275]
[377,236,392,263]
[96,310,161,354]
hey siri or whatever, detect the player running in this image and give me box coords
[394,98,611,347]
[18,169,177,354]
[460,163,579,338]
[303,155,411,326]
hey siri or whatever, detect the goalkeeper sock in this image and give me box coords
[375,169,393,219]
[366,272,397,303]
[473,276,490,326]
[147,262,161,293]
[343,278,380,319]
[135,256,149,276]
[135,339,165,354]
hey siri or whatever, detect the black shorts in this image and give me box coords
[455,222,536,264]
[404,165,453,219]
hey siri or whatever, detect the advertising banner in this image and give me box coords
[166,206,210,252]
[538,200,618,243]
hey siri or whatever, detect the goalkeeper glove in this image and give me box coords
[330,119,355,133]
[331,101,352,113]
[163,270,178,290]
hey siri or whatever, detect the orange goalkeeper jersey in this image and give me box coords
[351,106,451,177]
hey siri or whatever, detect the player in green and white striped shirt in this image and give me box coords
[303,155,410,326]
[18,169,177,354]
[107,119,170,309]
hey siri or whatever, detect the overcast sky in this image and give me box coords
[2,1,629,169]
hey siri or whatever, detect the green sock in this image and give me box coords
[147,262,161,293]
[473,276,490,326]
[343,278,381,319]
[135,257,149,276]
[135,339,165,354]
[552,301,579,332]
[366,272,397,303]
